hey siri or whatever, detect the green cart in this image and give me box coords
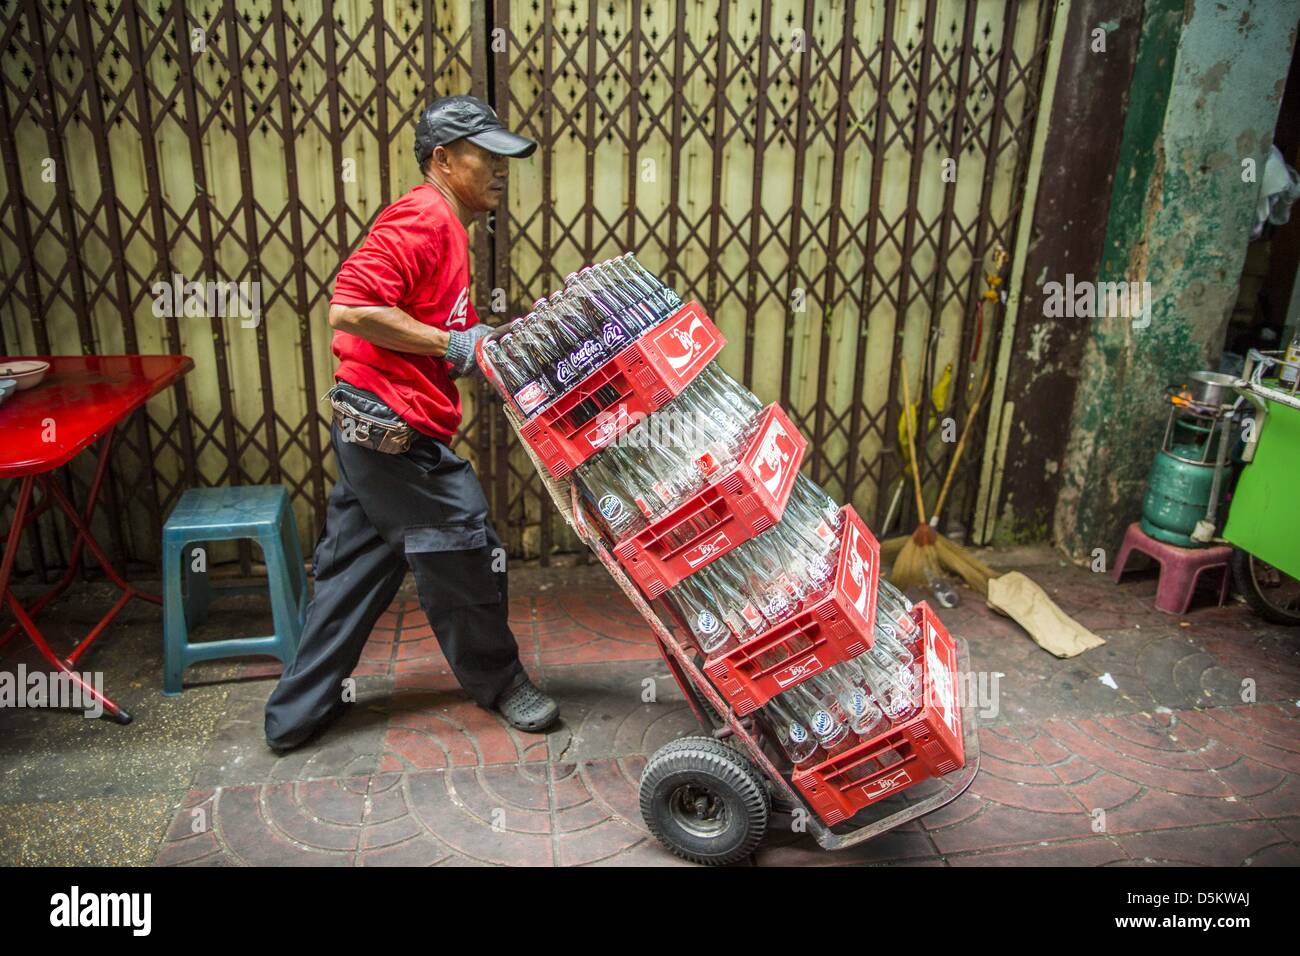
[1222,350,1300,625]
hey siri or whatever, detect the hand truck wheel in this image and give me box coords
[639,735,770,865]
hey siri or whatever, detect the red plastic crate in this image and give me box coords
[702,505,880,715]
[612,403,808,598]
[501,301,725,479]
[791,601,966,826]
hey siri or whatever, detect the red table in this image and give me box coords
[0,355,193,722]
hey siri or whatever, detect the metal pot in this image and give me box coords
[1187,371,1235,407]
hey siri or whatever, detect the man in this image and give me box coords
[264,95,559,752]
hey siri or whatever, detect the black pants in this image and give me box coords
[264,422,524,746]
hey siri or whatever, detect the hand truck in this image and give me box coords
[477,335,981,865]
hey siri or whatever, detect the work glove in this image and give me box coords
[444,323,493,380]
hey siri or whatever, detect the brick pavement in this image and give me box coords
[151,554,1300,867]
[1,549,1297,866]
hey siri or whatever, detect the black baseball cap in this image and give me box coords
[414,95,537,169]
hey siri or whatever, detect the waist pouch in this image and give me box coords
[326,382,415,454]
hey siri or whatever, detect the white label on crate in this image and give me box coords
[585,406,632,449]
[656,308,714,375]
[860,766,912,801]
[926,622,958,738]
[752,415,797,497]
[684,531,730,568]
[841,523,873,617]
[774,655,823,687]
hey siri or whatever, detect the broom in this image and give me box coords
[890,364,997,595]
[890,360,942,590]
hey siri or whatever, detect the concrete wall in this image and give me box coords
[1055,0,1299,559]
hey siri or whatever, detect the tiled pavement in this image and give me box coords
[1,549,1298,866]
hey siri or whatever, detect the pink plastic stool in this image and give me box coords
[1112,522,1232,615]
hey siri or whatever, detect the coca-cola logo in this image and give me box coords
[657,310,713,374]
[555,358,576,384]
[841,523,873,616]
[774,655,822,687]
[861,767,912,800]
[926,621,958,737]
[684,531,730,568]
[753,417,797,496]
[570,338,604,370]
[808,557,832,586]
[602,321,629,350]
[515,379,550,414]
[585,407,631,449]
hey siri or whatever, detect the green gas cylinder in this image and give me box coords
[1139,441,1222,547]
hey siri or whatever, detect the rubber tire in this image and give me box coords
[639,735,770,865]
[1231,548,1300,626]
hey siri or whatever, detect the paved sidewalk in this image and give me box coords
[1,548,1298,866]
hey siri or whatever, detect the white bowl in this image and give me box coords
[0,359,49,390]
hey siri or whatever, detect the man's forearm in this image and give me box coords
[329,304,450,356]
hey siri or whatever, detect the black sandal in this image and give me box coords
[494,673,559,733]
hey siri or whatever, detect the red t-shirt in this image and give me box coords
[330,183,479,442]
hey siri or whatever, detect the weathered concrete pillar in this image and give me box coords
[1055,0,1298,560]
[984,0,1145,546]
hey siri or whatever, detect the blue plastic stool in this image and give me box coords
[162,485,308,695]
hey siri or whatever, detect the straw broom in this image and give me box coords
[890,361,936,590]
[890,364,997,596]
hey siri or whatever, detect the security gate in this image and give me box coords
[0,0,1056,573]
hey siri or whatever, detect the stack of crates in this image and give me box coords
[479,299,966,825]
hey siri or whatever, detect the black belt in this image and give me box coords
[326,382,415,454]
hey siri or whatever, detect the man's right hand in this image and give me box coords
[328,304,450,356]
[445,324,494,379]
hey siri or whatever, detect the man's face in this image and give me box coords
[430,140,508,212]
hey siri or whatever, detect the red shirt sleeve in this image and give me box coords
[331,201,444,309]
